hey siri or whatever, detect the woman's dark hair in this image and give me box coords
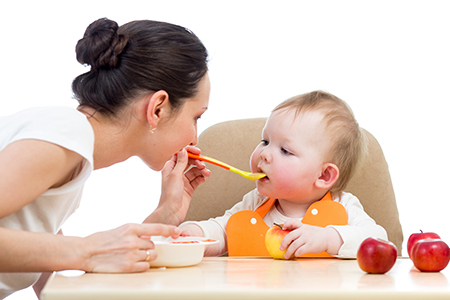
[72,18,208,117]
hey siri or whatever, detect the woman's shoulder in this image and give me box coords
[2,106,89,127]
[1,106,94,164]
[13,106,86,121]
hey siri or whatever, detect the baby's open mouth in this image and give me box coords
[258,168,268,180]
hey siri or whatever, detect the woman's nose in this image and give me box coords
[190,134,198,146]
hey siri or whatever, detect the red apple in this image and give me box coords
[411,239,450,272]
[357,237,397,274]
[265,223,292,259]
[407,230,441,258]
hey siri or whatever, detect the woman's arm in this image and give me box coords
[0,223,180,272]
[0,140,181,272]
[33,229,64,298]
[0,139,83,218]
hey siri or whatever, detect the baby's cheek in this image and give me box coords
[249,152,259,172]
[271,169,297,190]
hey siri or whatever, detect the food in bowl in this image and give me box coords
[150,236,218,268]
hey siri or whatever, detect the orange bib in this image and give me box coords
[226,191,348,257]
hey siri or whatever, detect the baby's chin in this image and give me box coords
[256,180,279,199]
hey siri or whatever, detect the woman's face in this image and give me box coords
[142,73,211,170]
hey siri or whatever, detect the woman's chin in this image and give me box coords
[141,158,165,171]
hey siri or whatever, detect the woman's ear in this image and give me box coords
[315,163,339,190]
[146,90,170,127]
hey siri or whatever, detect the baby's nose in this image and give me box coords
[259,150,271,163]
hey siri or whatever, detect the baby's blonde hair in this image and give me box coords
[273,90,367,194]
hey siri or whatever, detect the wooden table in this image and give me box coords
[41,257,450,300]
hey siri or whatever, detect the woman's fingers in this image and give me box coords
[184,165,210,184]
[173,149,189,173]
[85,223,183,273]
[134,223,182,239]
[185,145,201,154]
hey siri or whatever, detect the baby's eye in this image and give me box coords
[281,148,292,155]
[261,139,269,146]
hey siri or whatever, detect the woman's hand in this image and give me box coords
[279,219,343,259]
[81,223,181,272]
[0,223,180,273]
[145,147,211,225]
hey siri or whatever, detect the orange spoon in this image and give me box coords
[187,152,266,181]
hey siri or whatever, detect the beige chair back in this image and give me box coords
[185,118,403,253]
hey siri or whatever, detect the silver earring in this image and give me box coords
[149,126,156,135]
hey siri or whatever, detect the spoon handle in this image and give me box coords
[187,152,232,171]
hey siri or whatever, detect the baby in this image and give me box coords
[181,90,388,258]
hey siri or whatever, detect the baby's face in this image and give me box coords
[250,109,331,203]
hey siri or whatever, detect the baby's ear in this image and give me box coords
[315,163,339,189]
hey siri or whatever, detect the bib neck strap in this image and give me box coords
[255,191,332,218]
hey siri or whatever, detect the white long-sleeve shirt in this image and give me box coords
[182,189,388,258]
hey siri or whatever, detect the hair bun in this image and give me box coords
[75,18,129,69]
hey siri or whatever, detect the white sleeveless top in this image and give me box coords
[0,106,94,298]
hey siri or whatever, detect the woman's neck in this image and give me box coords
[78,107,135,170]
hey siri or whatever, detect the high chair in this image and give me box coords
[184,118,403,255]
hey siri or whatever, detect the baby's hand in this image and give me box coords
[279,220,343,259]
[180,230,192,237]
[179,223,204,238]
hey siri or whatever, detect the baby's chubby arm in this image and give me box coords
[279,219,343,259]
[179,223,225,256]
[179,223,204,237]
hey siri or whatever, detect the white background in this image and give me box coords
[1,1,449,298]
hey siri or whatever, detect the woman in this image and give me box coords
[0,18,210,298]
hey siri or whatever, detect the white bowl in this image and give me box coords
[150,236,218,268]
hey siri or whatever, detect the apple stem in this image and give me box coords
[273,223,283,229]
